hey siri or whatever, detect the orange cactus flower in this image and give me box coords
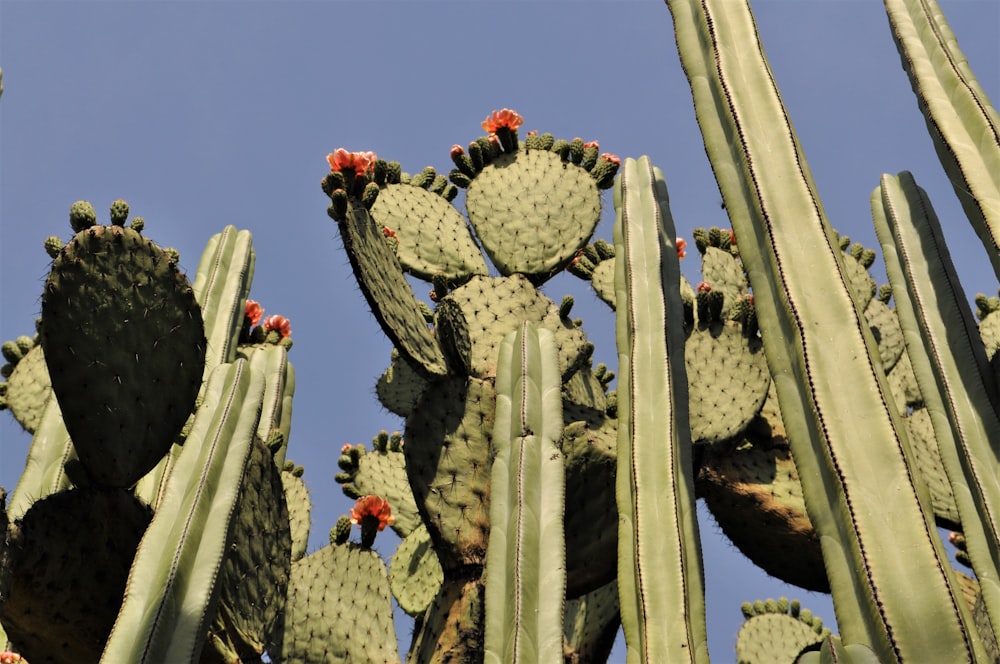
[584,140,599,150]
[0,652,23,664]
[245,299,264,326]
[350,495,394,531]
[327,148,377,174]
[729,228,737,245]
[263,314,292,338]
[481,108,524,134]
[383,226,399,240]
[676,238,687,260]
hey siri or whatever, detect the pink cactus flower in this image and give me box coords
[0,652,24,664]
[351,495,395,531]
[327,148,377,174]
[245,299,264,326]
[584,140,599,150]
[599,153,621,166]
[527,130,539,137]
[450,144,465,158]
[697,281,712,293]
[676,238,687,260]
[341,443,353,454]
[481,108,524,134]
[263,314,292,338]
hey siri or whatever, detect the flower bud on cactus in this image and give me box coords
[69,200,97,232]
[109,199,130,226]
[44,236,63,258]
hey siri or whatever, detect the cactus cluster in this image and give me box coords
[3,0,1000,662]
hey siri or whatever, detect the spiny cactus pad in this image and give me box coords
[281,468,312,563]
[685,321,770,444]
[903,407,960,528]
[435,275,590,381]
[369,182,488,282]
[404,376,494,569]
[563,580,621,664]
[339,203,447,377]
[389,523,444,617]
[375,349,429,418]
[561,404,619,598]
[735,598,830,664]
[465,150,602,282]
[1,344,51,433]
[697,394,828,592]
[699,246,747,318]
[268,542,399,664]
[337,438,421,538]
[0,488,153,664]
[40,225,206,487]
[213,439,291,659]
[863,298,905,373]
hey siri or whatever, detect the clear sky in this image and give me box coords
[2,1,998,661]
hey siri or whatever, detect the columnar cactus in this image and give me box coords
[1,0,999,661]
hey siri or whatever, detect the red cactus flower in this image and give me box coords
[327,148,377,174]
[0,652,24,664]
[450,144,465,158]
[481,108,524,134]
[697,281,712,293]
[350,495,394,531]
[263,314,292,338]
[341,443,353,454]
[584,140,599,150]
[245,299,264,326]
[383,226,399,240]
[599,153,621,166]
[729,228,737,245]
[676,238,687,260]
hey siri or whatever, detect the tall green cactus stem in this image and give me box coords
[668,0,982,658]
[102,359,267,662]
[192,226,255,375]
[872,170,1000,642]
[884,0,1000,280]
[485,322,566,664]
[41,224,206,488]
[613,156,707,662]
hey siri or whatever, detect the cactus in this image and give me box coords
[2,0,1000,661]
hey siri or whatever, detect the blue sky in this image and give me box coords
[1,1,998,661]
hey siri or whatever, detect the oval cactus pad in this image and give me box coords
[41,225,206,487]
[370,183,488,282]
[466,150,602,280]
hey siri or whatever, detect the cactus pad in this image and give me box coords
[465,150,602,282]
[282,468,312,562]
[0,488,152,664]
[1,344,52,433]
[685,321,770,444]
[864,298,905,373]
[736,598,830,664]
[338,203,447,378]
[40,225,206,487]
[435,275,590,381]
[697,393,828,592]
[369,182,488,282]
[337,438,421,538]
[375,349,429,418]
[404,376,494,569]
[213,439,291,659]
[590,257,617,310]
[268,542,399,664]
[389,523,444,617]
[563,580,621,664]
[903,407,960,528]
[561,403,619,598]
[700,246,747,317]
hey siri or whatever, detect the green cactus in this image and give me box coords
[3,0,1000,661]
